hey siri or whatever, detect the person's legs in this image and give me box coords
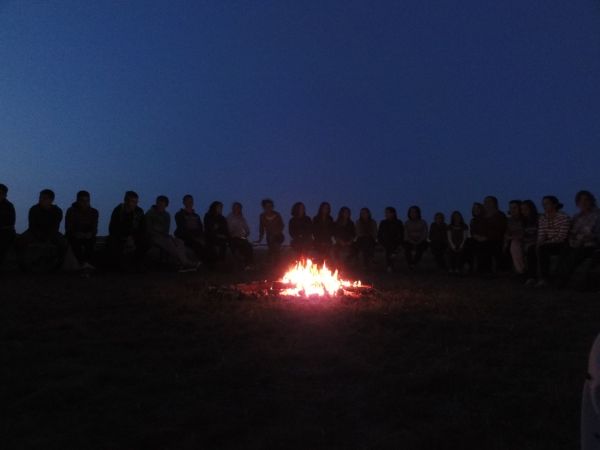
[538,243,564,281]
[478,241,492,274]
[403,242,415,266]
[413,241,429,265]
[556,246,595,287]
[430,242,446,269]
[510,240,525,274]
[384,245,395,269]
[525,244,538,280]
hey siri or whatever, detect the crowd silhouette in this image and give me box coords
[0,183,598,290]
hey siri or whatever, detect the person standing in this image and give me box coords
[227,202,253,269]
[256,199,285,264]
[429,212,448,270]
[65,190,99,270]
[377,207,404,272]
[446,211,468,274]
[403,205,428,269]
[535,195,570,287]
[0,184,16,267]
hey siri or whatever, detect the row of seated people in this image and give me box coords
[0,184,599,288]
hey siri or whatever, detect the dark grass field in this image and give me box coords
[1,255,599,450]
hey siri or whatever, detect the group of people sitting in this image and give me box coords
[0,183,598,288]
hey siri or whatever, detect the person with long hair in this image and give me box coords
[289,202,313,257]
[556,190,600,288]
[403,205,428,269]
[204,201,229,261]
[377,207,404,272]
[312,202,335,261]
[429,212,448,270]
[353,207,377,269]
[333,206,355,263]
[447,211,468,274]
[256,198,285,264]
[480,195,508,274]
[227,202,253,269]
[535,195,570,287]
[520,200,539,286]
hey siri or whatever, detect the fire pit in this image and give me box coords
[231,259,372,299]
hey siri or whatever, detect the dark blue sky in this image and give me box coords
[1,0,599,234]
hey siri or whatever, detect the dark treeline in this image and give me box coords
[0,183,599,290]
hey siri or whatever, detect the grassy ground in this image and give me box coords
[1,254,599,450]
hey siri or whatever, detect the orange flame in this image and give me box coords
[280,259,362,297]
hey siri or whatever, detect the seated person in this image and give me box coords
[0,184,16,267]
[175,194,210,261]
[227,202,253,269]
[536,195,570,287]
[403,205,429,269]
[289,202,313,257]
[18,189,67,271]
[429,212,448,270]
[378,207,404,272]
[312,202,335,262]
[107,191,149,267]
[256,199,285,264]
[204,201,229,261]
[146,195,198,272]
[333,207,355,262]
[447,211,468,274]
[65,190,99,270]
[353,207,377,269]
[557,190,600,287]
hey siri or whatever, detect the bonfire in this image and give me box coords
[279,259,363,297]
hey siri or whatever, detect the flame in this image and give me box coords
[279,259,362,297]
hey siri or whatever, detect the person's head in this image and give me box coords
[407,205,421,221]
[508,200,522,218]
[384,206,397,220]
[337,206,351,222]
[0,184,8,202]
[155,195,169,212]
[359,207,372,221]
[76,190,91,209]
[182,194,194,210]
[291,202,306,218]
[520,200,538,223]
[575,190,597,213]
[318,202,331,217]
[261,198,274,213]
[433,212,445,224]
[39,189,55,208]
[209,201,223,216]
[450,211,465,226]
[484,196,499,214]
[232,201,243,216]
[542,195,563,214]
[472,202,484,218]
[123,191,139,211]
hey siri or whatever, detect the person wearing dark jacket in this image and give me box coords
[403,205,428,269]
[313,202,335,261]
[447,211,468,274]
[429,212,448,270]
[289,202,313,257]
[354,207,377,269]
[175,194,209,261]
[464,202,486,273]
[18,189,67,271]
[378,207,403,272]
[0,184,16,267]
[65,190,99,269]
[204,201,229,261]
[108,191,149,267]
[333,206,355,263]
[479,195,508,274]
[256,199,285,264]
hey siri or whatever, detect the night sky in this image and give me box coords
[1,0,599,235]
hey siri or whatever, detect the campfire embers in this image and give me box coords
[232,259,371,298]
